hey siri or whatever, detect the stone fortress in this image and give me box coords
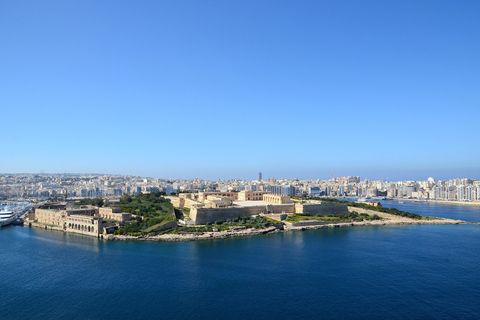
[167,190,348,225]
[28,203,132,237]
[27,190,349,237]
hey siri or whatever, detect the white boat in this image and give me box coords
[357,197,371,202]
[0,210,16,227]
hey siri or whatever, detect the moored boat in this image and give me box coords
[0,210,16,227]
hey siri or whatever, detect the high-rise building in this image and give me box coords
[258,172,262,181]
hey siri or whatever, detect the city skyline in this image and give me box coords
[2,1,479,180]
[1,170,480,182]
[3,172,480,204]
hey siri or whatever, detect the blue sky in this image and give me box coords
[1,1,479,181]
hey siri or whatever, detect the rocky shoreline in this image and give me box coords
[284,217,467,232]
[105,216,470,242]
[105,226,280,241]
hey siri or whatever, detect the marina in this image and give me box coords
[0,202,33,227]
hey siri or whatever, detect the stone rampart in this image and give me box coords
[295,203,349,215]
[165,196,184,207]
[190,204,295,224]
[184,198,203,208]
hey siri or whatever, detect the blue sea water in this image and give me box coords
[340,197,480,222]
[1,203,480,320]
[378,199,480,222]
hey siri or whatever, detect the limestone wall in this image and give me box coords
[198,192,238,202]
[35,208,65,227]
[238,190,266,201]
[165,196,184,207]
[190,207,248,224]
[263,194,291,204]
[98,207,131,222]
[66,215,103,236]
[183,198,201,208]
[294,203,349,215]
[190,204,295,224]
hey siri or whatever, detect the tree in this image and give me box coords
[94,197,104,207]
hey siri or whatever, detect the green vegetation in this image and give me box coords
[292,196,430,220]
[176,216,274,234]
[264,216,282,224]
[143,220,174,233]
[286,212,382,223]
[74,197,104,207]
[114,191,176,235]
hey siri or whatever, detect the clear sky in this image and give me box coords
[1,1,479,181]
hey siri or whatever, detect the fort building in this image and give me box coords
[238,190,266,201]
[65,215,103,236]
[262,194,291,204]
[98,207,132,222]
[197,192,238,202]
[32,206,126,237]
[204,196,233,208]
[34,207,97,227]
[170,191,349,225]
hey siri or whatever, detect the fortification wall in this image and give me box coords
[165,196,184,207]
[295,203,349,215]
[183,198,202,208]
[190,207,248,224]
[190,204,295,224]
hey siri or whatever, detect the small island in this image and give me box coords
[24,190,466,241]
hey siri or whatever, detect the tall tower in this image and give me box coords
[258,172,262,181]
